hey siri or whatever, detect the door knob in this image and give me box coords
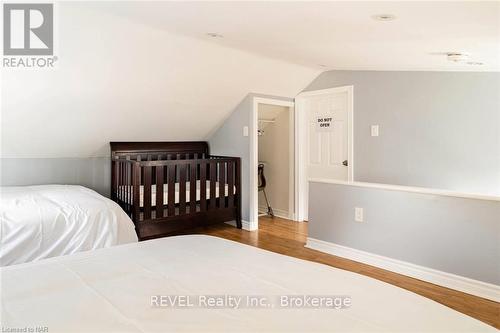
[342,160,348,166]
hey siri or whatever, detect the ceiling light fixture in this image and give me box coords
[206,33,223,38]
[372,14,396,21]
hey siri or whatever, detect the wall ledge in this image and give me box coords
[305,237,500,302]
[309,178,500,202]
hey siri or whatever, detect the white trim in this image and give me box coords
[347,87,354,183]
[308,178,500,202]
[305,237,500,302]
[250,99,259,227]
[251,97,297,229]
[295,97,306,222]
[225,220,257,231]
[295,86,354,221]
[253,98,295,108]
[288,106,296,221]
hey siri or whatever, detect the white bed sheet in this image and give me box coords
[0,185,138,266]
[0,235,494,332]
[118,180,236,207]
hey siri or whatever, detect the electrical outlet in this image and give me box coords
[355,207,364,222]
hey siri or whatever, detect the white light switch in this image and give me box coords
[355,207,364,222]
[243,126,249,137]
[371,125,379,137]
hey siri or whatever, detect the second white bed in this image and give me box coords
[0,185,138,266]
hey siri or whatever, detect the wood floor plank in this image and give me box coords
[187,216,499,329]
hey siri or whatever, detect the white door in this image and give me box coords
[296,86,353,221]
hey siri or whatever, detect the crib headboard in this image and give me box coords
[110,141,209,160]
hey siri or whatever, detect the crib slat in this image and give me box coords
[119,161,123,209]
[218,161,226,208]
[167,164,176,216]
[179,164,187,215]
[156,165,164,218]
[122,158,126,212]
[227,162,234,208]
[200,162,207,211]
[127,162,131,214]
[132,163,140,222]
[112,159,118,200]
[144,166,152,220]
[144,153,155,185]
[209,161,217,210]
[121,161,125,212]
[190,161,197,213]
[125,156,131,214]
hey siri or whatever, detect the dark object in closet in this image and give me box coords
[110,142,242,240]
[258,163,274,217]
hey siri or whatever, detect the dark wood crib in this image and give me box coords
[110,142,242,240]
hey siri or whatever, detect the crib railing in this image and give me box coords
[111,155,241,228]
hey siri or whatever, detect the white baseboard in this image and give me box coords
[305,237,500,302]
[258,206,292,220]
[225,220,257,231]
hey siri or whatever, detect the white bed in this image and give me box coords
[0,185,138,266]
[0,235,494,332]
[117,180,236,207]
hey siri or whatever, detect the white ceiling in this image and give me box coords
[92,1,500,72]
[1,3,318,157]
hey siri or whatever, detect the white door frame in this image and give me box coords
[295,86,354,222]
[251,97,296,229]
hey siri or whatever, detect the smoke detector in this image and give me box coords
[447,53,469,62]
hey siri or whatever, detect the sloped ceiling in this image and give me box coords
[91,1,500,72]
[0,2,319,158]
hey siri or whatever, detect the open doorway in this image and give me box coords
[250,97,295,228]
[257,104,294,220]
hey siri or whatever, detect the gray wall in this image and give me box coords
[304,70,500,196]
[208,93,293,222]
[208,96,253,221]
[308,182,500,285]
[0,158,110,196]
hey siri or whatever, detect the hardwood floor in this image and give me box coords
[190,216,500,329]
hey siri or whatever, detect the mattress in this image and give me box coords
[117,180,236,207]
[0,235,494,332]
[0,185,138,266]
